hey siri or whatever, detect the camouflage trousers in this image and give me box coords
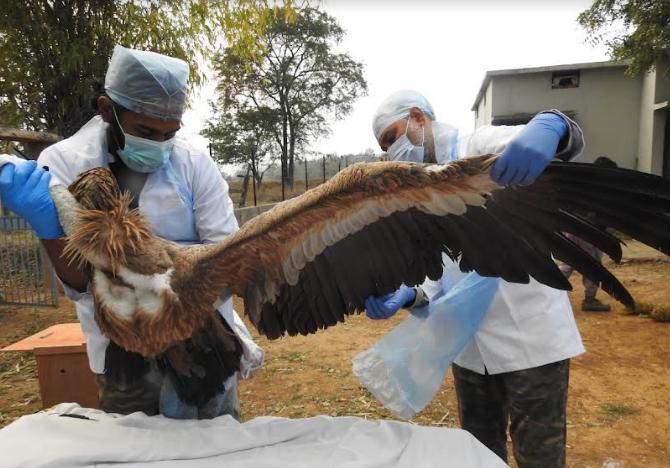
[95,366,241,421]
[559,233,602,298]
[453,360,570,468]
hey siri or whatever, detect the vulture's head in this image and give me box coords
[63,168,171,275]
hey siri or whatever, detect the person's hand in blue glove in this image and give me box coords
[490,112,568,186]
[0,160,64,239]
[365,284,416,320]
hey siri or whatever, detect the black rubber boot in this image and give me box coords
[582,297,611,312]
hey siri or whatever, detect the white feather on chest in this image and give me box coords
[93,267,175,320]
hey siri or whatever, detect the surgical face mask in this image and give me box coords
[112,107,174,173]
[387,118,425,162]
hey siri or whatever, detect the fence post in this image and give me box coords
[251,162,257,206]
[281,156,286,201]
[304,158,309,191]
[322,156,326,183]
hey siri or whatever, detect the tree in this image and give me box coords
[0,0,293,137]
[203,106,278,206]
[578,0,670,76]
[213,6,367,189]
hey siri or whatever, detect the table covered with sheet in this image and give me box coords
[0,403,506,467]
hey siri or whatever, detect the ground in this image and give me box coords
[0,241,668,467]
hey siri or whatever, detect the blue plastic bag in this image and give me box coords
[352,272,500,420]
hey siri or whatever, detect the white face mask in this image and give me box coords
[387,118,425,162]
[113,107,174,173]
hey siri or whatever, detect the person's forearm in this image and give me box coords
[41,238,88,293]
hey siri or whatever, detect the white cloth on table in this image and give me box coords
[0,403,507,468]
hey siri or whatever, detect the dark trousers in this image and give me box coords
[559,233,602,298]
[453,360,570,468]
[96,369,241,420]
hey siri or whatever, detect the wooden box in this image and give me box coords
[1,323,99,408]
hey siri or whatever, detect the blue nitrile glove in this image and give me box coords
[365,284,416,320]
[491,112,568,186]
[0,161,64,239]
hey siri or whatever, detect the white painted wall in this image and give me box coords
[637,65,670,175]
[638,71,658,174]
[475,83,493,129]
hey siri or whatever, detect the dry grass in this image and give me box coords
[600,403,640,419]
[649,308,670,323]
[0,301,77,426]
[626,301,670,323]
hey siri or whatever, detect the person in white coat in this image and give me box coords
[366,90,585,467]
[0,45,263,419]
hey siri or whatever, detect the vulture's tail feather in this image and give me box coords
[103,341,150,384]
[158,315,242,408]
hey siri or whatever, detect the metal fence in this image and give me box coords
[0,216,59,307]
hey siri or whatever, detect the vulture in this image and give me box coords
[49,154,670,406]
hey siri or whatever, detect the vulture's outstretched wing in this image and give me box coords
[192,154,670,339]
[48,154,669,407]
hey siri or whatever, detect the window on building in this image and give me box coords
[551,70,580,89]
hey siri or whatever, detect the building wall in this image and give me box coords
[484,66,642,169]
[652,62,670,103]
[475,83,493,129]
[638,71,659,174]
[637,65,670,175]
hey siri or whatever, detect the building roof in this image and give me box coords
[471,60,629,111]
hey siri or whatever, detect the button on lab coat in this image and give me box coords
[38,116,264,378]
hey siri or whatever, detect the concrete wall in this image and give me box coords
[638,71,659,174]
[234,203,277,226]
[652,62,670,103]
[475,83,493,129]
[637,66,670,175]
[487,66,642,169]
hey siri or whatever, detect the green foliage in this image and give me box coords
[578,0,670,76]
[212,6,367,186]
[0,0,288,137]
[203,105,278,181]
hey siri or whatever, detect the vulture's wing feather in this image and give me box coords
[530,164,670,250]
[191,154,670,339]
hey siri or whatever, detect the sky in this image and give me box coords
[180,0,610,158]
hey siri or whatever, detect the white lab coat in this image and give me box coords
[38,116,264,378]
[422,114,586,375]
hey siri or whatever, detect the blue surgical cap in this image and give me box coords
[372,90,436,140]
[105,45,189,121]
